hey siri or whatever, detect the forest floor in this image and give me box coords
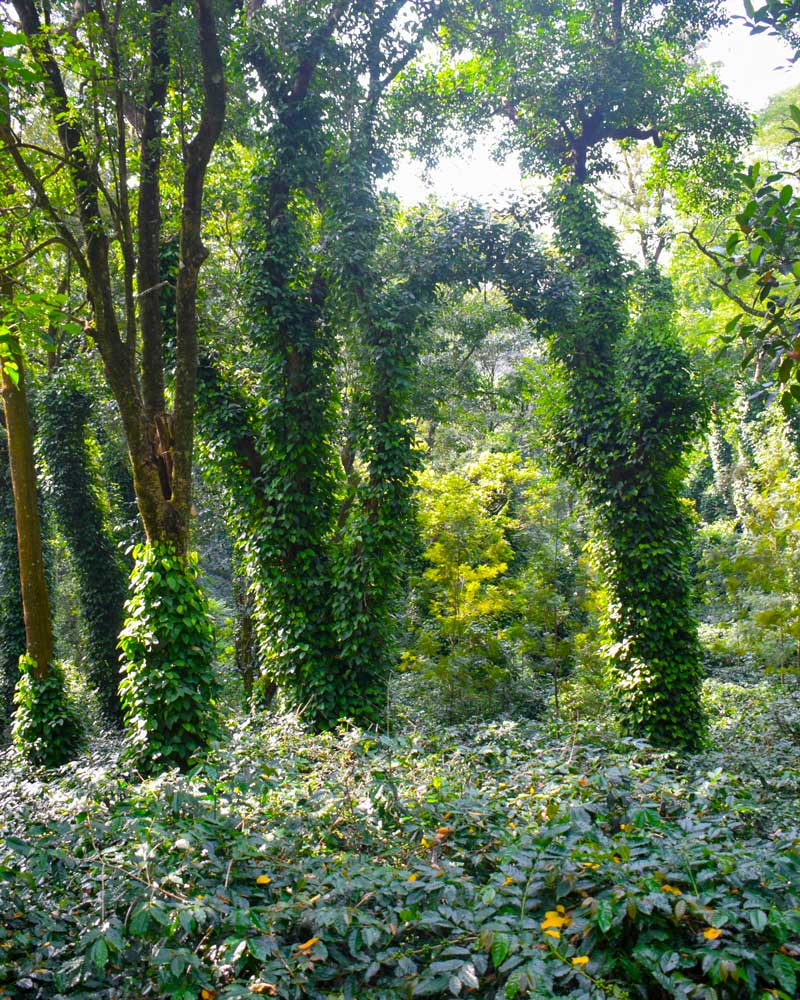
[1,676,799,1000]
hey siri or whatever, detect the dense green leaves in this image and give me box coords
[1,684,798,998]
[542,185,707,749]
[118,543,219,772]
[0,423,24,737]
[11,653,82,768]
[37,372,128,724]
[716,154,800,409]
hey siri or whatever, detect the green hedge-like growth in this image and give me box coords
[118,543,219,772]
[11,654,82,767]
[37,375,128,723]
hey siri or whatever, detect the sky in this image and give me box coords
[390,2,800,205]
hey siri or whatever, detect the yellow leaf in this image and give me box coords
[200,990,217,1000]
[572,956,590,966]
[256,875,272,885]
[297,937,320,951]
[502,876,514,886]
[544,929,561,939]
[703,927,723,940]
[661,884,682,895]
[407,873,418,882]
[250,985,277,996]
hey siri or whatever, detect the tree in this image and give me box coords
[0,0,226,769]
[37,367,129,724]
[0,418,24,739]
[199,1,455,727]
[0,287,81,765]
[418,0,748,747]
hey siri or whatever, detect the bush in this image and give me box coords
[11,654,83,767]
[118,543,219,773]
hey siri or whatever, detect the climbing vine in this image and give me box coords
[37,372,128,723]
[0,422,24,738]
[12,653,83,768]
[545,183,707,749]
[118,543,219,772]
[198,190,552,728]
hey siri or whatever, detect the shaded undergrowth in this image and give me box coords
[0,678,798,1000]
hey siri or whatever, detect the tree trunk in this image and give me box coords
[0,333,53,680]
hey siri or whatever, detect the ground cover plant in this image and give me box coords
[1,677,798,1000]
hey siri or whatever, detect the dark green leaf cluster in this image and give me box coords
[11,654,82,768]
[37,373,128,724]
[718,155,800,410]
[118,543,219,773]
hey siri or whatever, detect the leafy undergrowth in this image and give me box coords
[1,679,799,1000]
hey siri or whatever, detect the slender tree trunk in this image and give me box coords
[0,330,53,680]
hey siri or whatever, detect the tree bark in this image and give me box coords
[0,314,53,680]
[9,0,226,557]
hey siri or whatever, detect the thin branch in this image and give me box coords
[708,279,771,320]
[4,237,66,271]
[0,126,91,284]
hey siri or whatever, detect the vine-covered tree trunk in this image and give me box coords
[0,420,24,739]
[38,375,128,723]
[0,314,80,765]
[548,185,706,749]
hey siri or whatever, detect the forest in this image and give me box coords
[1,0,799,997]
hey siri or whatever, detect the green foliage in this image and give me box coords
[202,162,532,730]
[0,682,798,998]
[11,654,82,768]
[404,452,586,723]
[744,0,800,47]
[404,0,747,201]
[118,543,219,773]
[37,372,128,724]
[718,152,800,410]
[405,453,522,721]
[700,406,800,682]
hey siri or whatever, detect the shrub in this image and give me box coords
[11,654,83,767]
[118,543,219,773]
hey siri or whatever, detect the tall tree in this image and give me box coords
[0,283,81,765]
[37,368,128,724]
[0,0,226,769]
[199,0,451,726]
[417,0,749,747]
